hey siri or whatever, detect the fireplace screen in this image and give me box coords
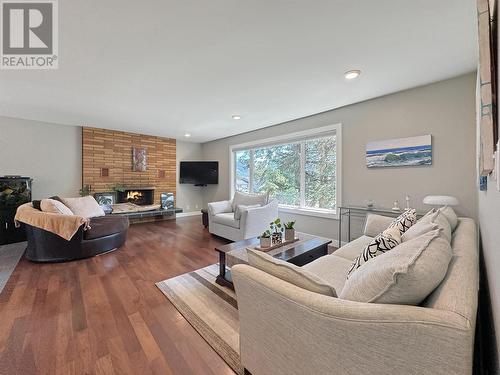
[117,189,154,205]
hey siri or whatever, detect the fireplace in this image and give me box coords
[117,188,154,205]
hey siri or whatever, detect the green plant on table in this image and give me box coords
[260,229,271,238]
[269,218,284,234]
[284,221,295,229]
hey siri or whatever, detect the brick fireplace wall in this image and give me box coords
[82,127,176,204]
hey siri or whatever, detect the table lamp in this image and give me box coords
[422,195,459,206]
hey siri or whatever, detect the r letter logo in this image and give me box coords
[1,0,58,69]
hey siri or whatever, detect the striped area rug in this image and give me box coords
[156,264,243,375]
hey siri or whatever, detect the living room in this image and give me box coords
[0,1,498,374]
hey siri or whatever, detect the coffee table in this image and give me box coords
[214,233,332,289]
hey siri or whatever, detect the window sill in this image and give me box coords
[278,205,338,220]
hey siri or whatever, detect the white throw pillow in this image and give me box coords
[401,221,438,242]
[232,191,268,211]
[387,209,417,235]
[247,249,337,296]
[340,229,452,305]
[438,206,458,232]
[234,204,261,220]
[41,198,74,215]
[347,226,401,279]
[61,196,105,218]
[403,210,451,243]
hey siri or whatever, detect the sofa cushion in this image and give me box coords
[333,235,373,261]
[41,198,74,215]
[234,204,261,220]
[363,214,394,237]
[232,191,268,211]
[387,209,417,235]
[346,226,401,279]
[84,215,129,240]
[401,221,438,242]
[340,229,452,305]
[438,206,458,232]
[247,249,336,296]
[212,212,240,229]
[303,254,353,292]
[403,211,451,242]
[61,196,105,218]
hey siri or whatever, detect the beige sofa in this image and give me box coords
[233,215,478,375]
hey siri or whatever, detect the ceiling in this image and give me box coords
[0,0,478,143]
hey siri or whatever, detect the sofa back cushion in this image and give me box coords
[247,249,337,296]
[401,209,452,242]
[340,229,452,305]
[422,218,478,326]
[438,206,458,232]
[41,198,74,215]
[232,192,268,211]
[61,196,105,218]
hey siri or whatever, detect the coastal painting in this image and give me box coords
[366,135,432,168]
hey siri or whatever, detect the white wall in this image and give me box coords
[201,73,477,241]
[0,116,81,199]
[176,141,204,213]
[478,180,500,361]
[476,14,500,361]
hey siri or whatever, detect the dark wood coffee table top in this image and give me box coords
[214,233,332,289]
[215,233,332,264]
[214,237,260,254]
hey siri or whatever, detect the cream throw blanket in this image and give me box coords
[15,203,90,241]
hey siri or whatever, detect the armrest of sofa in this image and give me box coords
[232,264,473,375]
[240,200,279,238]
[207,199,233,216]
[363,213,394,237]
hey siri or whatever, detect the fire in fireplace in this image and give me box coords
[117,188,154,205]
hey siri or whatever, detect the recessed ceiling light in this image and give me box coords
[184,132,191,137]
[232,115,241,120]
[344,70,361,80]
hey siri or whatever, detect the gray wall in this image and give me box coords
[0,117,204,213]
[176,141,204,213]
[202,73,477,240]
[477,19,500,361]
[0,116,82,199]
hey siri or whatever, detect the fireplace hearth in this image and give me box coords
[117,188,154,205]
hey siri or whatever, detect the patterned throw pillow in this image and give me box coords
[388,209,417,235]
[347,226,401,279]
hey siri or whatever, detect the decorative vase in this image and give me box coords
[271,232,282,246]
[284,228,295,242]
[260,236,271,248]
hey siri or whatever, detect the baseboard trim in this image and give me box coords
[176,211,202,218]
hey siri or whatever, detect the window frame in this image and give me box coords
[229,123,342,220]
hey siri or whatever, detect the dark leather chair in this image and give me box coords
[25,215,129,262]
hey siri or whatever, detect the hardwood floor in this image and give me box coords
[0,216,236,375]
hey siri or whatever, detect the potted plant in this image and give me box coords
[259,230,271,248]
[269,218,284,245]
[79,185,92,197]
[284,221,296,241]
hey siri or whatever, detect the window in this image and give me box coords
[231,124,341,217]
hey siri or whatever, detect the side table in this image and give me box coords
[201,208,208,228]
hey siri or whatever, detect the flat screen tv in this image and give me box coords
[180,161,219,185]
